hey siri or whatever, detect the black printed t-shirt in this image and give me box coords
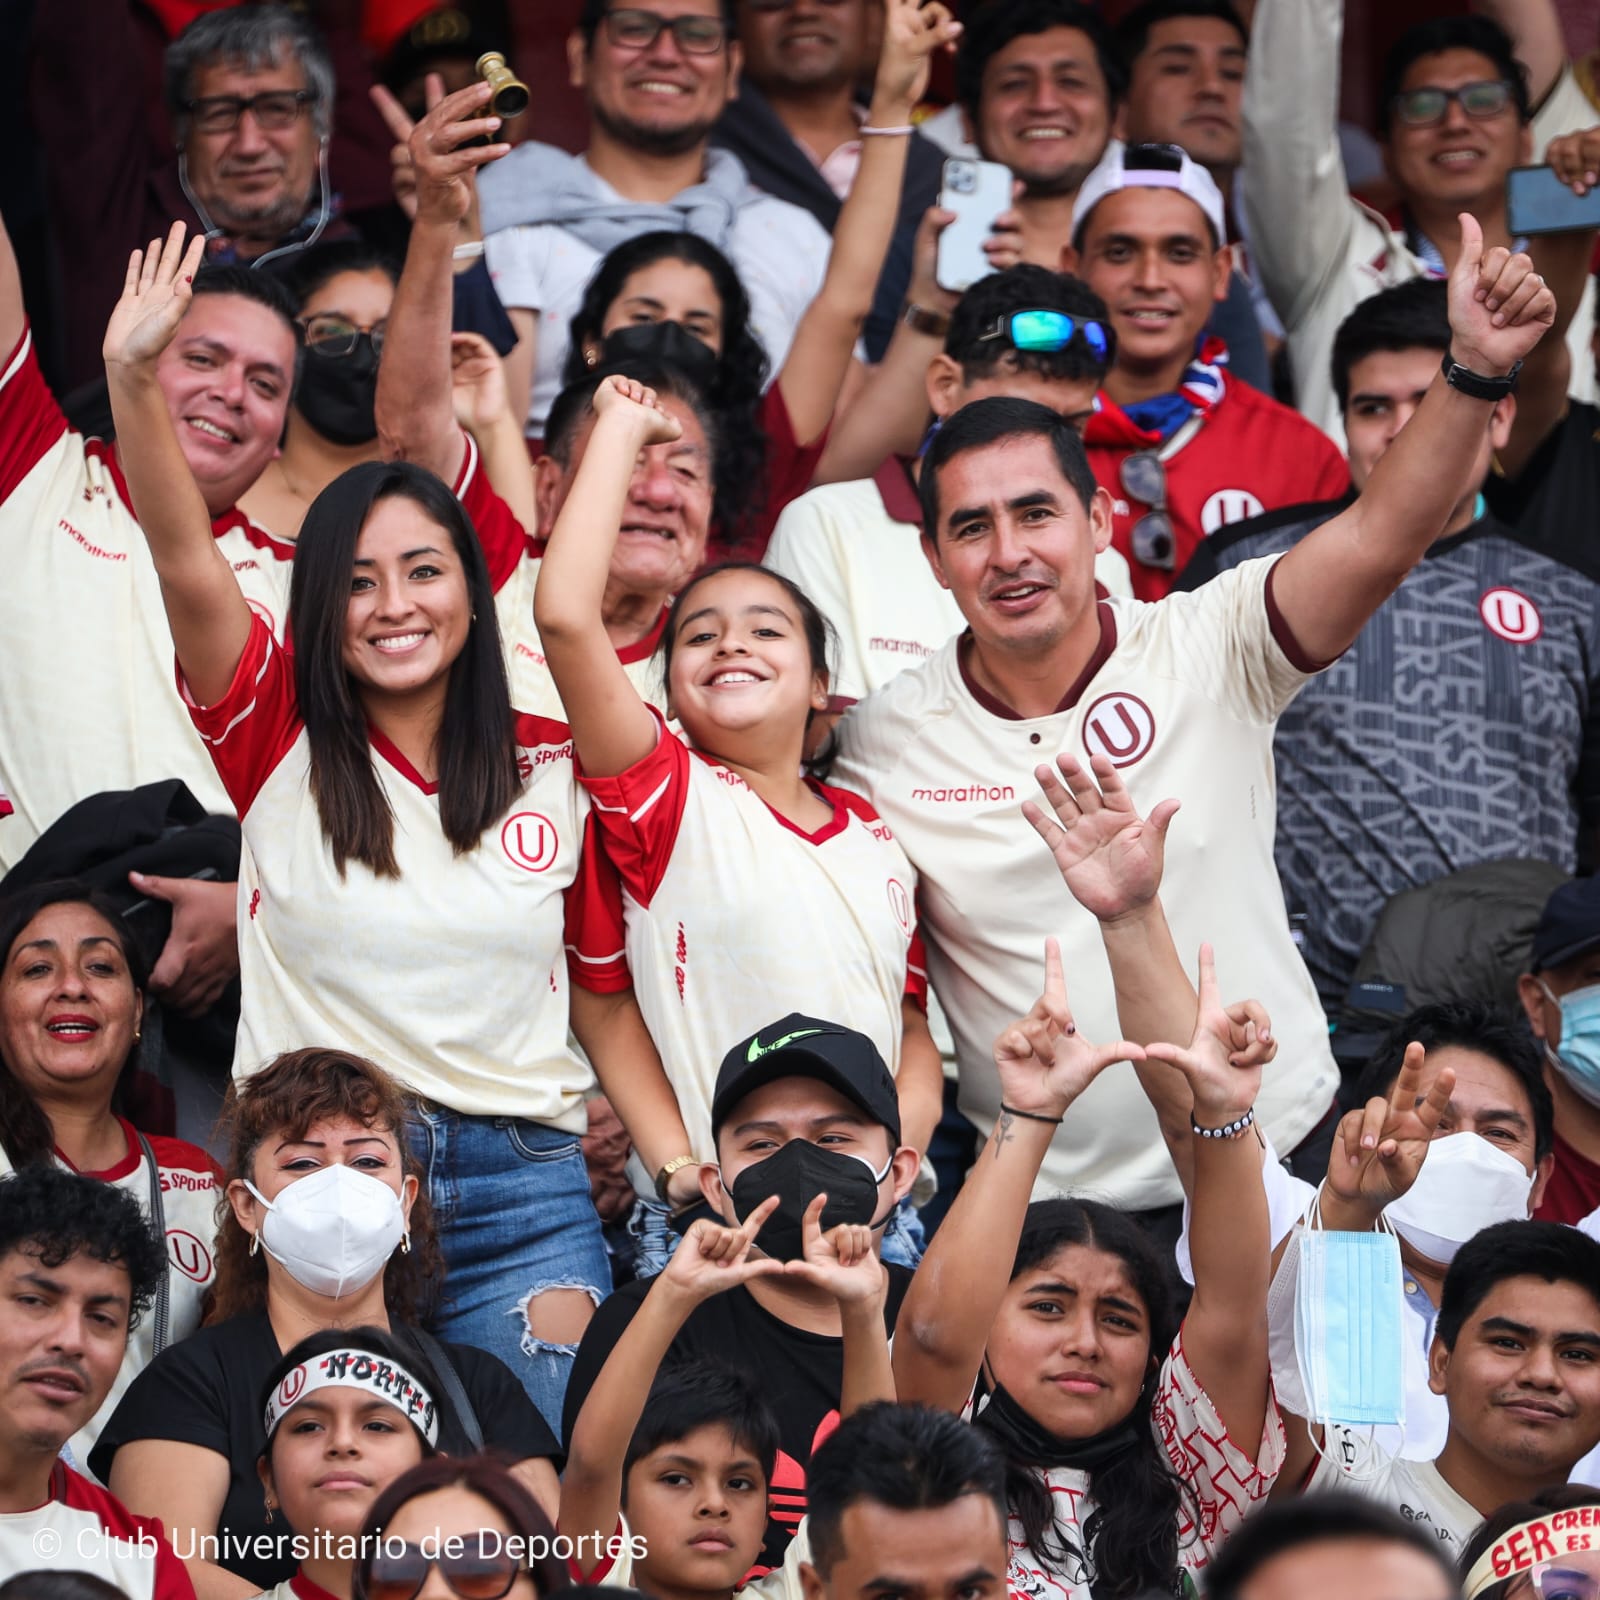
[563,1266,913,1570]
[88,1311,558,1590]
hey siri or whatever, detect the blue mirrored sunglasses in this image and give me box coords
[980,310,1109,361]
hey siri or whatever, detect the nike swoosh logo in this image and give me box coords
[746,1027,825,1063]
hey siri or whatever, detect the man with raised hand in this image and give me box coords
[832,216,1554,1215]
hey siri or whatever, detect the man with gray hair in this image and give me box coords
[33,1,394,389]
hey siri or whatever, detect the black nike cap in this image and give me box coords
[711,1014,901,1146]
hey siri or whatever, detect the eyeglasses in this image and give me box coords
[1392,79,1514,127]
[184,90,316,134]
[362,1544,524,1600]
[300,315,388,357]
[980,310,1109,363]
[602,8,729,53]
[1120,450,1175,570]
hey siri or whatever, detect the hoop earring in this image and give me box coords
[400,1231,412,1256]
[264,1500,275,1525]
[249,1231,261,1258]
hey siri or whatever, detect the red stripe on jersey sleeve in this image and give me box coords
[567,1517,626,1585]
[455,429,533,593]
[903,926,929,1008]
[57,1465,198,1600]
[577,711,691,908]
[181,612,304,815]
[565,811,632,993]
[1263,557,1338,674]
[0,327,70,503]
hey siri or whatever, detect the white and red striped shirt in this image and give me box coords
[0,325,292,872]
[574,717,925,1167]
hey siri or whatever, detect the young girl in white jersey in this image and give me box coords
[102,225,615,1430]
[535,376,943,1270]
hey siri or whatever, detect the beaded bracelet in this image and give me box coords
[1191,1107,1256,1140]
[1001,1102,1064,1125]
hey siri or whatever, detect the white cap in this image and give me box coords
[1072,142,1228,248]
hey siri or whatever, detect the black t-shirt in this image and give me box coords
[1484,400,1600,582]
[87,1312,559,1590]
[563,1267,913,1570]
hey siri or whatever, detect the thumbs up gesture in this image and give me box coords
[1447,211,1557,377]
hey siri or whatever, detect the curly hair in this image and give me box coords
[0,1166,166,1333]
[0,880,150,1171]
[209,1048,443,1323]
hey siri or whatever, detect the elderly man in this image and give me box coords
[33,2,395,390]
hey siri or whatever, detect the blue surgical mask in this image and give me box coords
[1293,1193,1406,1431]
[1541,980,1600,1110]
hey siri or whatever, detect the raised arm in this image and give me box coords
[375,80,509,485]
[1143,947,1270,1453]
[532,376,678,775]
[774,0,959,450]
[558,1200,783,1551]
[1475,0,1566,106]
[1270,218,1556,665]
[103,225,253,709]
[892,942,1144,1413]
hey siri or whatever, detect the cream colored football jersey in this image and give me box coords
[833,555,1338,1209]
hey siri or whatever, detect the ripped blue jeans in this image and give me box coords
[407,1105,611,1435]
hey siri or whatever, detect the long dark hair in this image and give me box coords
[563,231,771,546]
[977,1198,1195,1600]
[0,881,148,1171]
[289,462,520,878]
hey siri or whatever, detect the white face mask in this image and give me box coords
[245,1163,407,1299]
[1383,1132,1534,1266]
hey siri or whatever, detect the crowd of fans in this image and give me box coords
[7,1,1600,1598]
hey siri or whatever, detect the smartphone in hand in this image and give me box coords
[936,157,1014,294]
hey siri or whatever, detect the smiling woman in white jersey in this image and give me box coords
[535,374,944,1272]
[100,223,616,1432]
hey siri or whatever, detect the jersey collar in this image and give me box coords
[956,603,1119,720]
[873,455,922,527]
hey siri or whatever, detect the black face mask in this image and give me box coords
[726,1139,892,1264]
[974,1375,1145,1473]
[297,334,380,446]
[600,319,721,392]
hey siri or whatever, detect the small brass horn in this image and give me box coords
[477,51,529,119]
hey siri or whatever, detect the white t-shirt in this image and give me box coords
[483,157,830,439]
[0,325,293,873]
[974,1337,1284,1600]
[832,556,1338,1209]
[1,1124,221,1476]
[185,615,605,1125]
[1309,1445,1481,1559]
[0,1463,194,1599]
[764,462,1132,708]
[575,717,924,1168]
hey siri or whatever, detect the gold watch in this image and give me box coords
[655,1154,698,1203]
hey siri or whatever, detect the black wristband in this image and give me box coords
[1000,1102,1064,1125]
[1441,349,1522,401]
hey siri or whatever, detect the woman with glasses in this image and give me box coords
[240,243,530,541]
[1460,1487,1600,1600]
[354,1457,569,1600]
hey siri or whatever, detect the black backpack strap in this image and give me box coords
[134,1131,171,1356]
[402,1324,484,1451]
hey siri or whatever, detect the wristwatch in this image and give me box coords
[655,1154,698,1203]
[903,303,951,338]
[1441,349,1521,401]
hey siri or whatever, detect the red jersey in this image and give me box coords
[1535,1127,1600,1225]
[1085,374,1350,602]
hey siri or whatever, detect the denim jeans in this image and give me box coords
[626,1193,926,1279]
[406,1106,611,1435]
